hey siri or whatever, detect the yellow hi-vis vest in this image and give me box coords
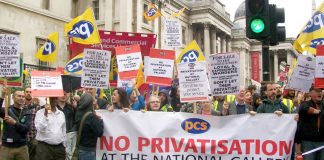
[282,98,293,113]
[213,101,219,111]
[226,95,236,103]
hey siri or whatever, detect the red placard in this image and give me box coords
[115,45,142,80]
[251,51,260,82]
[314,45,324,88]
[69,30,156,59]
[31,71,64,97]
[146,48,175,86]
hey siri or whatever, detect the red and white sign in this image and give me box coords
[315,45,324,88]
[116,45,142,79]
[146,48,175,86]
[96,111,297,160]
[251,51,260,82]
[31,70,63,97]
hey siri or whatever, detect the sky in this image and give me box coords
[219,0,323,38]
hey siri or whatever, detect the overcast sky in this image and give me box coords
[219,0,323,38]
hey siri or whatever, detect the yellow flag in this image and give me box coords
[176,40,205,63]
[136,63,145,88]
[143,4,162,21]
[293,2,324,55]
[171,7,185,18]
[65,7,101,44]
[64,53,84,76]
[35,32,58,62]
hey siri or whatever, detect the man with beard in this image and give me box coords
[283,89,295,113]
[257,82,289,115]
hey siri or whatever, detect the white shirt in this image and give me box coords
[35,108,66,145]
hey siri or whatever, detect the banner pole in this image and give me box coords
[4,78,9,117]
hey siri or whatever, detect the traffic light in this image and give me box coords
[269,4,286,46]
[245,0,270,39]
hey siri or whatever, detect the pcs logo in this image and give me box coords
[310,38,324,49]
[181,118,210,134]
[180,50,199,63]
[147,8,157,17]
[303,12,324,33]
[42,41,56,55]
[65,58,83,73]
[68,21,94,39]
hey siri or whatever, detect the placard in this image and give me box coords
[116,44,142,79]
[81,49,111,88]
[164,19,182,47]
[292,54,315,80]
[209,53,240,96]
[0,34,20,77]
[31,70,63,97]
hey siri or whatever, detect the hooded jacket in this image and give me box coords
[257,98,289,113]
[75,93,103,150]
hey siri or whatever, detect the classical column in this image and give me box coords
[188,25,193,42]
[136,0,143,32]
[197,29,202,49]
[104,0,113,30]
[119,0,132,31]
[221,34,226,53]
[204,23,210,57]
[217,36,221,53]
[211,29,217,55]
[274,50,278,82]
[226,36,232,52]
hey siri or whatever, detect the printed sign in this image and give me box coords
[178,62,209,102]
[146,48,175,86]
[31,70,63,97]
[96,111,297,160]
[117,78,134,90]
[164,19,182,47]
[315,56,324,78]
[0,34,20,77]
[81,49,111,88]
[292,54,315,80]
[210,53,240,96]
[116,45,142,79]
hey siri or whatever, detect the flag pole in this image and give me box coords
[3,78,9,117]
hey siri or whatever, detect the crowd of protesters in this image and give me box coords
[0,80,323,160]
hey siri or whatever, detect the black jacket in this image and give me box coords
[75,93,103,150]
[0,98,32,147]
[297,100,324,142]
[57,104,75,133]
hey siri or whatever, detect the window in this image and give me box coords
[143,4,149,24]
[182,28,186,44]
[71,0,79,18]
[42,0,50,10]
[93,0,100,20]
[36,38,49,67]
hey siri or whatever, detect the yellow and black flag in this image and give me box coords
[35,32,58,62]
[293,2,324,55]
[143,4,162,21]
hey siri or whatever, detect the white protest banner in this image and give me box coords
[0,34,20,77]
[178,62,209,102]
[115,44,142,79]
[146,48,175,86]
[96,110,297,160]
[292,54,315,80]
[315,56,324,78]
[209,53,240,96]
[164,19,182,47]
[178,62,208,83]
[31,70,63,97]
[81,49,111,88]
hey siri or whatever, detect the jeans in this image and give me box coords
[302,141,324,160]
[79,149,96,160]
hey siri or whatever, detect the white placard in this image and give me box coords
[315,56,324,78]
[0,34,20,77]
[144,56,149,81]
[147,58,174,78]
[31,76,62,90]
[96,111,297,160]
[117,78,134,90]
[81,49,111,88]
[116,52,142,72]
[292,54,315,80]
[178,62,208,83]
[179,81,209,102]
[209,53,240,96]
[164,19,182,47]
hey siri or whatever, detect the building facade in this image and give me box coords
[0,0,297,87]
